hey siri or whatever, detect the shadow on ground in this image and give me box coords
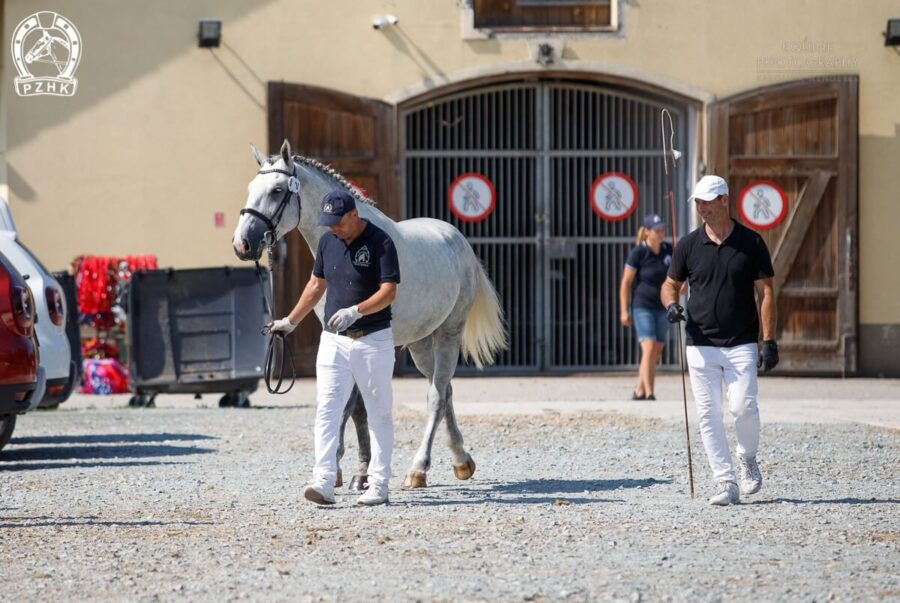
[0,516,215,529]
[11,433,218,445]
[748,497,900,506]
[402,495,624,507]
[398,478,669,507]
[489,477,670,494]
[246,405,315,411]
[0,444,214,462]
[0,460,192,472]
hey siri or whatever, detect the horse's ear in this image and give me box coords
[250,144,266,167]
[280,139,292,165]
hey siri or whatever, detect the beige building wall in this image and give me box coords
[3,0,899,332]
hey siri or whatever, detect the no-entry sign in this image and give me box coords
[590,172,638,222]
[738,180,788,230]
[448,173,495,223]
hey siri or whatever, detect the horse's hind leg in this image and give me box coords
[402,331,475,488]
[402,337,438,489]
[336,385,370,489]
[443,383,476,480]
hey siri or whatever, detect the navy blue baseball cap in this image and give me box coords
[318,190,356,226]
[642,213,665,230]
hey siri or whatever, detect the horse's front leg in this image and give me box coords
[336,385,370,489]
[349,387,371,490]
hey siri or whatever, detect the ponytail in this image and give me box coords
[634,226,648,246]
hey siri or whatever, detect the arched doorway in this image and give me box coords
[400,78,692,372]
[268,75,857,376]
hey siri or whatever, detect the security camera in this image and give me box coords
[372,14,398,30]
[536,43,554,66]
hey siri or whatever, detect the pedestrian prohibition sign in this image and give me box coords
[738,180,788,231]
[590,172,638,222]
[448,173,495,223]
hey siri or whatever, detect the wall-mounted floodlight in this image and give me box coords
[885,19,900,46]
[198,19,222,48]
[373,14,399,30]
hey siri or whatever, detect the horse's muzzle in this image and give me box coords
[232,236,263,261]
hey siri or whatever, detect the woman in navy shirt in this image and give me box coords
[618,214,673,400]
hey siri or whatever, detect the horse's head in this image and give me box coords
[232,139,302,261]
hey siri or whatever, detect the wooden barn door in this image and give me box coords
[267,82,397,375]
[709,77,858,374]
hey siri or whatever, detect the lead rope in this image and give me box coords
[256,231,296,394]
[661,108,695,500]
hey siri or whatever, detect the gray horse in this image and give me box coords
[232,140,507,488]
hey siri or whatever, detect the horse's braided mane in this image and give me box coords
[268,154,376,207]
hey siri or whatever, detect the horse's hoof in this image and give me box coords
[453,456,476,480]
[402,472,427,489]
[335,469,343,488]
[349,474,369,491]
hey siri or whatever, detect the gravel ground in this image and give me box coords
[1,393,898,602]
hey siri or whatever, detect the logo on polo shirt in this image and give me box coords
[664,254,672,267]
[353,246,371,267]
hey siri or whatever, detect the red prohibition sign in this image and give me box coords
[738,180,788,231]
[448,173,496,223]
[590,172,639,222]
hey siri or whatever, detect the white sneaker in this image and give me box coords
[357,483,389,506]
[708,480,740,506]
[303,481,335,505]
[738,455,762,495]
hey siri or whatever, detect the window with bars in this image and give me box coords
[473,0,613,32]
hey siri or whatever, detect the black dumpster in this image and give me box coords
[126,266,270,407]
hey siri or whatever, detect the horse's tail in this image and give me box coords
[461,263,508,369]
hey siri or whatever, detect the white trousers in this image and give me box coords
[313,328,395,489]
[686,343,760,483]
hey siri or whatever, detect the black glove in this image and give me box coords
[758,340,779,373]
[666,303,685,323]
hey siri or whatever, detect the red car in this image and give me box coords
[0,250,41,450]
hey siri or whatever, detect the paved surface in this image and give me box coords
[1,375,897,601]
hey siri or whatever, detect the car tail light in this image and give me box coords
[48,384,65,396]
[12,285,34,335]
[46,286,65,326]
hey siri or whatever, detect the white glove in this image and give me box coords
[266,316,297,335]
[327,305,363,332]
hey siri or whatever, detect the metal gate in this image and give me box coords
[402,80,690,372]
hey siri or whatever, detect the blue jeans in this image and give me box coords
[632,307,668,343]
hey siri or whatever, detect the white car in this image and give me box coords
[0,197,75,409]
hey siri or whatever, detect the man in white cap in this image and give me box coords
[661,175,779,506]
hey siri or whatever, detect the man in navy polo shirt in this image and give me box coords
[661,175,779,506]
[267,189,400,506]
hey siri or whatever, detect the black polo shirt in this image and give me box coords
[313,221,400,334]
[668,220,774,347]
[626,241,673,311]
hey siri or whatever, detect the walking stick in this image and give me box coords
[660,109,695,499]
